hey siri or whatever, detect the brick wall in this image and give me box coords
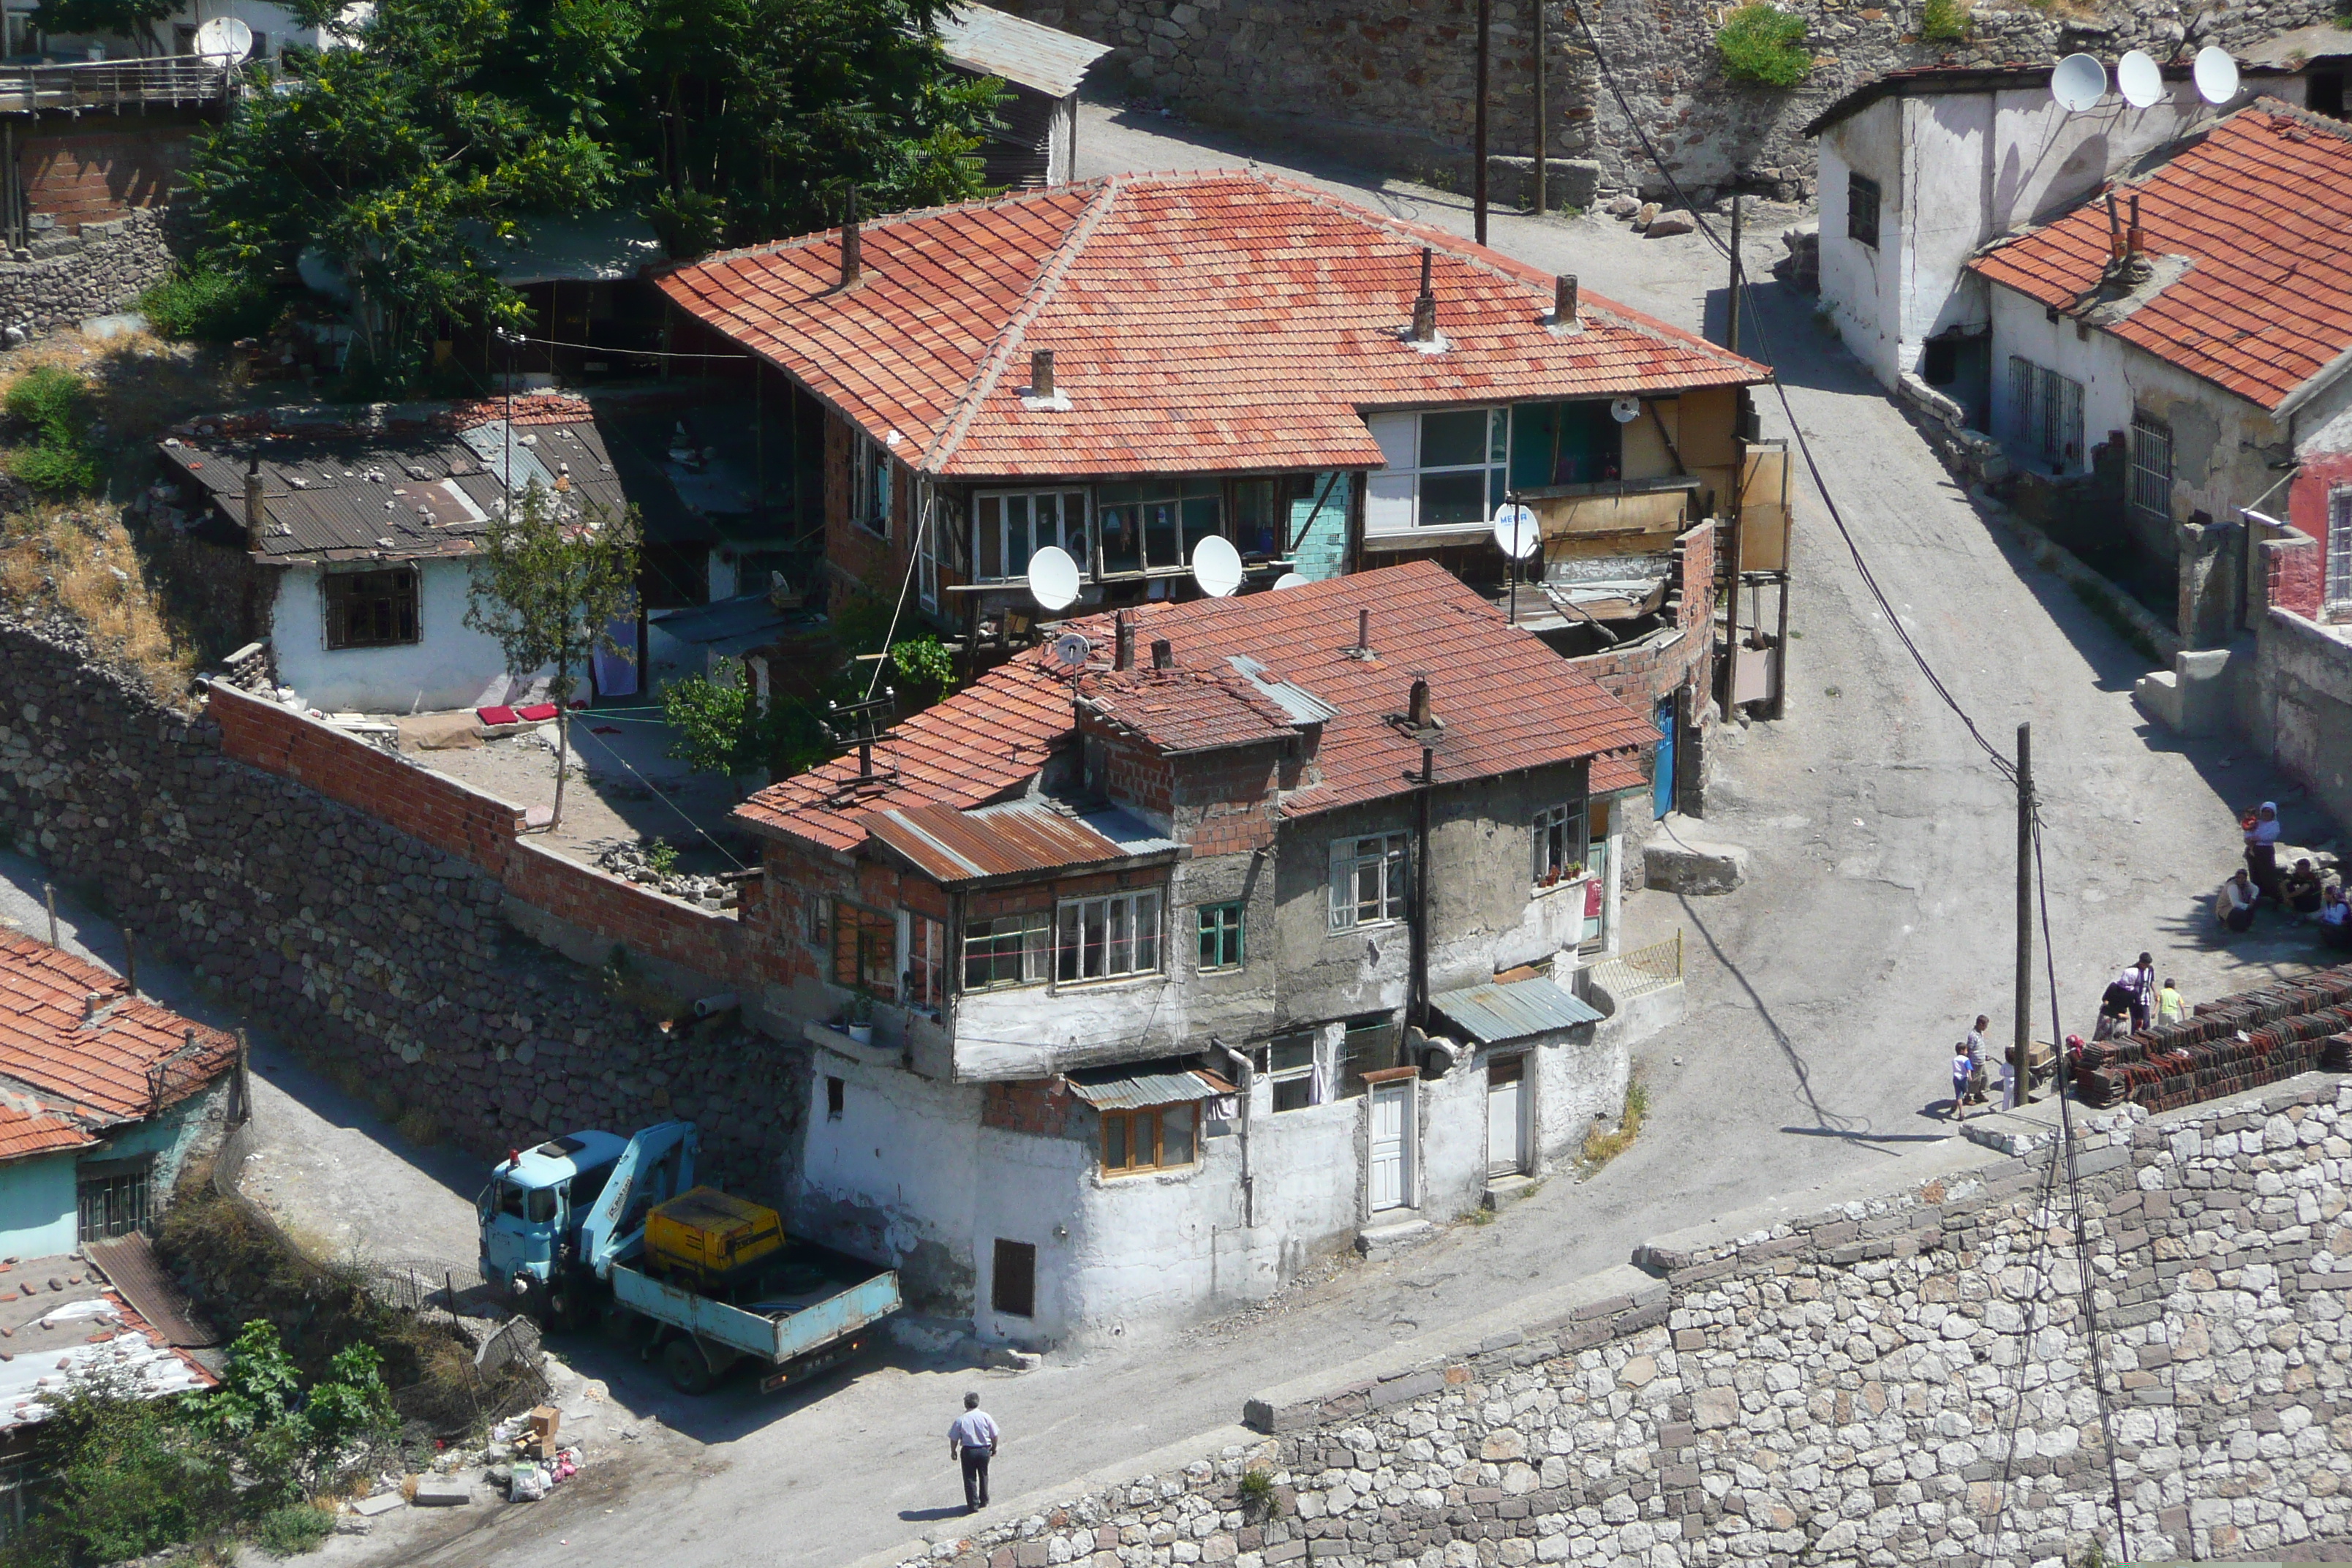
[20,125,195,233]
[981,1077,1075,1136]
[823,410,914,611]
[2281,453,2352,620]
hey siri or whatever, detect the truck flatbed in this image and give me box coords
[611,1240,900,1392]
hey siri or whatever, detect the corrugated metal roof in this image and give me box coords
[1431,975,1602,1044]
[864,797,1180,885]
[456,212,666,284]
[1226,655,1341,725]
[1065,1063,1236,1112]
[938,2,1110,99]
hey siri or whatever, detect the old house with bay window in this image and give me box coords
[730,562,1661,1343]
[652,168,1775,818]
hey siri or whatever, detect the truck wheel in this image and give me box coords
[663,1335,724,1395]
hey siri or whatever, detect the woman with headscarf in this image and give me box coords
[2244,802,2284,903]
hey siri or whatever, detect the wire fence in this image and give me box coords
[1589,930,1684,1004]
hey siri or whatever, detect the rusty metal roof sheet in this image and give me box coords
[862,798,1180,886]
[937,2,1110,99]
[1431,974,1602,1044]
[86,1233,218,1349]
[1064,1061,1237,1112]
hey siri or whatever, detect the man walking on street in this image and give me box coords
[950,1391,1000,1515]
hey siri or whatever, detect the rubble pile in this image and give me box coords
[594,840,739,910]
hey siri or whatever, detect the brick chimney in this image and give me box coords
[1408,675,1432,730]
[1555,274,1578,325]
[840,187,862,287]
[1150,638,1174,670]
[1030,348,1055,399]
[1411,248,1437,342]
[1114,608,1134,671]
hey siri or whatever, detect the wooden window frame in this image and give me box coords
[962,910,1051,991]
[1196,901,1245,970]
[973,488,1090,582]
[2329,486,2352,613]
[1532,802,1589,890]
[903,913,945,1013]
[850,436,892,540]
[1329,832,1410,932]
[323,566,420,649]
[1055,889,1163,984]
[831,902,897,998]
[1847,173,1881,249]
[1098,1101,1198,1175]
[1260,1032,1318,1112]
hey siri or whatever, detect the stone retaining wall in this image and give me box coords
[0,207,181,337]
[1012,0,2337,200]
[895,1078,2352,1568]
[0,612,806,1196]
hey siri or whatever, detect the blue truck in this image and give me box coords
[478,1121,900,1394]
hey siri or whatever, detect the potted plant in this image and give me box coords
[845,988,875,1045]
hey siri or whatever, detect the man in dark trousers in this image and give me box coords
[949,1390,1000,1514]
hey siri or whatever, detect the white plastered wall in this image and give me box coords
[269,559,543,714]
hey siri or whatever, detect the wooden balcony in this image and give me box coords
[0,55,235,113]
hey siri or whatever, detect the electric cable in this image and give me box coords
[559,722,750,871]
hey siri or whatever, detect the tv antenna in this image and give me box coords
[2193,45,2239,105]
[820,690,900,800]
[1190,535,1243,599]
[1051,632,1093,669]
[2116,50,2163,108]
[1608,396,1640,424]
[2049,53,2107,113]
[1026,546,1081,614]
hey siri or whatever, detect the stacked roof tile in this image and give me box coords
[1969,102,2352,411]
[737,562,1656,859]
[655,170,1767,479]
[0,931,238,1135]
[1080,666,1302,755]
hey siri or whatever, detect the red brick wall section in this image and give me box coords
[20,127,192,232]
[503,838,741,980]
[823,411,910,610]
[208,681,523,872]
[981,1078,1074,1137]
[2280,455,2352,619]
[1570,521,1716,720]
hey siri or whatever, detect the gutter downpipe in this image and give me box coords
[1411,744,1434,1032]
[1214,1038,1254,1227]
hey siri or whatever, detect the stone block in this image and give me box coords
[412,1477,473,1507]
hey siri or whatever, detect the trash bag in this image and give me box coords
[509,1466,550,1502]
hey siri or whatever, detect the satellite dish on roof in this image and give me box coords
[1491,503,1540,561]
[1027,546,1081,613]
[1271,571,1308,591]
[2050,53,2107,113]
[192,15,252,58]
[2193,45,2240,105]
[2117,50,2163,108]
[1052,632,1093,668]
[1191,535,1244,598]
[1609,396,1640,424]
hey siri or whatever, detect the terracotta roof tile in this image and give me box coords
[0,1101,94,1161]
[737,562,1655,856]
[0,932,238,1125]
[655,171,1768,478]
[1079,666,1300,754]
[1969,102,2352,411]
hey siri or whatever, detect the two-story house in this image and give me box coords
[731,562,1658,1343]
[652,169,1776,818]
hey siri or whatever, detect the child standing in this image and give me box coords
[1951,1044,1974,1121]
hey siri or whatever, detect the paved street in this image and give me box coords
[9,102,2335,1568]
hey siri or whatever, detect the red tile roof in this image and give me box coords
[1081,666,1301,755]
[738,561,1656,858]
[0,932,238,1126]
[0,1100,94,1161]
[1969,102,2352,411]
[655,170,1768,479]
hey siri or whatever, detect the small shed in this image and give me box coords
[936,2,1109,188]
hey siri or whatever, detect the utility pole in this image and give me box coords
[2013,721,2033,1106]
[1532,0,1546,216]
[1725,192,1743,355]
[1474,0,1491,244]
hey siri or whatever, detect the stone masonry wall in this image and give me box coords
[1007,0,2338,200]
[897,1078,2352,1568]
[0,207,182,339]
[0,611,806,1202]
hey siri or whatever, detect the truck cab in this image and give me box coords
[478,1131,628,1306]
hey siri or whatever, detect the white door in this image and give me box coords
[1487,1056,1526,1177]
[1369,1081,1411,1211]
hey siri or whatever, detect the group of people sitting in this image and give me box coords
[2216,802,2351,949]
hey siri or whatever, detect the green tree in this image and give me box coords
[194,1323,396,1504]
[16,1361,237,1567]
[29,0,177,50]
[464,481,642,830]
[1715,4,1812,86]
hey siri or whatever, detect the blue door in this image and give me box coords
[1652,698,1676,820]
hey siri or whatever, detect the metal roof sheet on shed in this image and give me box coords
[936,2,1110,98]
[1063,1063,1237,1112]
[1431,974,1603,1044]
[863,797,1180,885]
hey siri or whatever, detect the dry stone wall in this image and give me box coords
[0,208,181,338]
[898,1079,2352,1568]
[1013,0,2341,200]
[0,611,805,1199]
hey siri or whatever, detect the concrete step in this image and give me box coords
[1482,1174,1542,1210]
[1356,1216,1436,1260]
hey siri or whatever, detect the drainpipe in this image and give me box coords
[1213,1038,1254,1227]
[1411,743,1433,1030]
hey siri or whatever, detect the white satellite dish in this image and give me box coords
[1191,535,1244,598]
[1051,633,1092,669]
[1609,396,1640,424]
[1490,503,1540,561]
[192,15,252,59]
[1270,571,1308,591]
[2193,45,2240,105]
[2117,50,2163,108]
[2050,53,2107,113]
[1026,545,1081,613]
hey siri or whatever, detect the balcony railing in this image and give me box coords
[0,55,235,113]
[1588,930,1684,1004]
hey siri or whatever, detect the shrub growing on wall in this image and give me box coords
[1716,4,1813,86]
[1919,0,1974,42]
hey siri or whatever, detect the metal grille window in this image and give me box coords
[1330,832,1410,930]
[76,1166,149,1242]
[323,568,418,649]
[2008,356,2084,472]
[2130,414,2174,516]
[1533,803,1588,888]
[1196,901,1244,970]
[1055,890,1162,982]
[2329,488,2352,611]
[962,911,1049,990]
[1847,173,1881,248]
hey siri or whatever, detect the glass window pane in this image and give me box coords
[1142,501,1180,571]
[1180,496,1221,558]
[977,498,1002,579]
[1137,1111,1158,1167]
[1058,906,1080,981]
[1489,408,1508,463]
[1163,1106,1194,1166]
[1273,1078,1313,1112]
[1270,1038,1315,1074]
[1420,470,1487,526]
[1101,505,1142,574]
[1420,408,1488,468]
[1137,893,1160,971]
[1104,1113,1128,1170]
[1006,494,1031,571]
